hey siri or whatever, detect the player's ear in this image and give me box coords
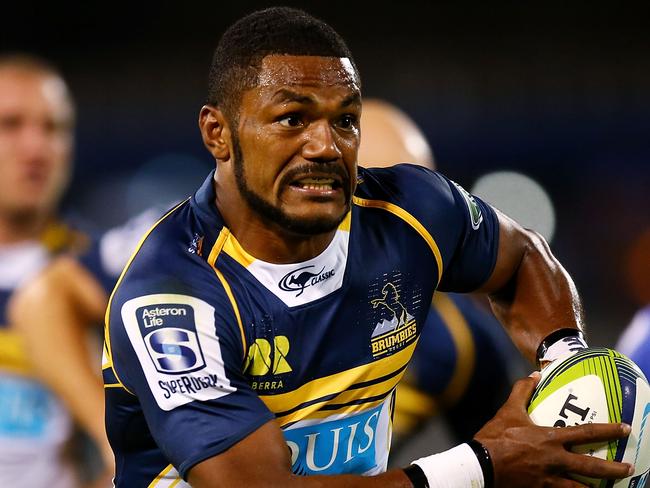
[199,105,231,161]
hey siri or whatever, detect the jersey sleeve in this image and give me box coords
[107,266,274,478]
[359,165,499,292]
[433,173,500,292]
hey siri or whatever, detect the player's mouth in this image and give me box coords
[290,176,341,192]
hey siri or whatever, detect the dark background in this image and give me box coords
[3,1,648,345]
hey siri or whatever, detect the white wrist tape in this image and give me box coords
[412,443,484,488]
[539,333,588,364]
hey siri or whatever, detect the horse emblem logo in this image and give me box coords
[369,283,417,358]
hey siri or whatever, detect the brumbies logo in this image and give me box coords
[370,283,417,358]
[278,265,336,297]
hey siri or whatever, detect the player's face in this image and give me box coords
[0,69,73,220]
[233,55,361,235]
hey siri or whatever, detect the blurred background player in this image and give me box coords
[358,99,525,460]
[616,229,650,379]
[1,54,111,488]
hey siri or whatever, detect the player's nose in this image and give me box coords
[17,123,52,163]
[302,119,342,163]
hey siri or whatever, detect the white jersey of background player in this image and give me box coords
[0,55,80,488]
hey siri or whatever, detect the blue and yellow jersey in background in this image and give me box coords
[104,164,500,486]
[0,223,88,488]
[393,293,523,448]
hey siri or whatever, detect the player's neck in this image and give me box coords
[0,210,49,245]
[229,218,336,264]
[215,185,336,264]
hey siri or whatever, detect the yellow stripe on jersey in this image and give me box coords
[207,229,247,356]
[0,329,32,376]
[104,199,190,395]
[286,397,387,422]
[259,340,417,426]
[352,197,443,285]
[147,464,171,487]
[218,229,255,268]
[220,211,352,269]
[434,293,476,407]
[148,464,188,487]
[338,210,352,232]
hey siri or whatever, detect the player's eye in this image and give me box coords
[277,114,304,128]
[337,114,357,130]
[0,115,22,132]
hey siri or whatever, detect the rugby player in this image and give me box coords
[101,8,633,487]
[1,54,111,488]
[13,98,519,486]
[94,8,637,487]
[617,306,650,376]
[616,233,650,380]
[358,99,524,447]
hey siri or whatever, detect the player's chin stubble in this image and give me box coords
[231,134,349,236]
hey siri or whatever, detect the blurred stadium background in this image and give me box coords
[3,2,648,348]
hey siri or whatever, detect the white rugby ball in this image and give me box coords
[528,348,650,488]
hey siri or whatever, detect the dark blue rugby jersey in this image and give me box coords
[104,164,499,486]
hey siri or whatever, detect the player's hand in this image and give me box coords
[474,372,634,487]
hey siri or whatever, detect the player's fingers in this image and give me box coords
[563,452,633,480]
[556,422,631,445]
[506,371,541,406]
[549,478,590,488]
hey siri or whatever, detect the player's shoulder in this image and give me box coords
[354,164,479,234]
[356,164,456,206]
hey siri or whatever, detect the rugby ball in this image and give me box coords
[528,348,650,487]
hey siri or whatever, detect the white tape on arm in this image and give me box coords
[412,443,484,488]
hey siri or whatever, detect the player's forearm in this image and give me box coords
[10,259,111,453]
[283,470,414,488]
[189,467,414,488]
[488,228,583,364]
[188,419,434,488]
[20,297,107,443]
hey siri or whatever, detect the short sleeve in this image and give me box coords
[435,175,500,292]
[357,165,499,293]
[107,274,274,478]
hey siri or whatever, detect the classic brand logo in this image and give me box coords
[369,283,417,358]
[278,265,336,297]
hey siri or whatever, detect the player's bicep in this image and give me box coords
[475,208,546,295]
[187,419,293,487]
[474,209,527,293]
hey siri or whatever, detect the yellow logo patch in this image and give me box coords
[245,336,292,376]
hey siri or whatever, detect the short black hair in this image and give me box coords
[207,7,358,121]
